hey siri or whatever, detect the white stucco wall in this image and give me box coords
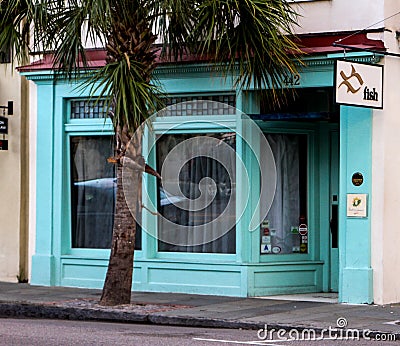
[291,0,384,34]
[0,64,24,282]
[371,0,400,305]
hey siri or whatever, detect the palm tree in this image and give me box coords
[0,0,301,305]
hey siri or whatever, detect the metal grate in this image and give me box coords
[163,95,236,116]
[70,99,108,119]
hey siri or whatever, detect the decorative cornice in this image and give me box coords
[154,54,381,76]
[154,63,236,76]
[302,55,381,67]
[21,71,55,81]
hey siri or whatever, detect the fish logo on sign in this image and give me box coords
[338,64,364,94]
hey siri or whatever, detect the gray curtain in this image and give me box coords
[71,136,115,249]
[157,134,236,254]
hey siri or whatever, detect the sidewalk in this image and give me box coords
[0,281,399,339]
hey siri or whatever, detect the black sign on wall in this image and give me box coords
[352,172,364,186]
[0,116,8,134]
[0,139,8,150]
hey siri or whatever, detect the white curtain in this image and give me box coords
[264,134,301,254]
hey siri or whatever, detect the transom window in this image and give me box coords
[163,95,236,116]
[70,95,236,119]
[70,99,108,119]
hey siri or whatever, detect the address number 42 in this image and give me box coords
[283,74,300,86]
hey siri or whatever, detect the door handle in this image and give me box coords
[330,204,338,248]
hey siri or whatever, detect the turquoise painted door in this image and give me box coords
[329,130,339,292]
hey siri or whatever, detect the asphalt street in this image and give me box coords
[0,319,397,346]
[1,282,400,344]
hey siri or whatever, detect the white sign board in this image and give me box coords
[335,60,383,109]
[347,193,368,218]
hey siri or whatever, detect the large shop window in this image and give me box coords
[156,133,236,254]
[260,133,308,255]
[69,135,143,250]
[70,136,116,248]
[68,99,143,250]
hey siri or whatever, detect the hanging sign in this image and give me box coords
[0,116,8,134]
[335,60,383,109]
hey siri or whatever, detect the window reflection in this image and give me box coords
[70,136,115,248]
[156,133,236,254]
[70,136,142,249]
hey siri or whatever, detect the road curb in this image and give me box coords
[148,314,262,329]
[0,302,148,323]
[0,302,399,340]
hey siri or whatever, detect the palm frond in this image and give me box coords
[148,0,196,60]
[81,57,162,132]
[1,0,302,121]
[0,0,35,65]
[191,0,302,104]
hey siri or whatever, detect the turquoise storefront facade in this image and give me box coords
[23,51,375,304]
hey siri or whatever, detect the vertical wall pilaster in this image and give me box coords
[30,81,56,286]
[339,105,373,303]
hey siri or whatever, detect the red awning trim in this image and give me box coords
[296,30,386,55]
[18,49,107,72]
[18,30,386,72]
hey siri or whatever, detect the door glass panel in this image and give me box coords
[260,133,308,255]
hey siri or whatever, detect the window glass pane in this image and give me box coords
[70,136,115,248]
[156,133,236,253]
[70,136,142,250]
[260,133,308,255]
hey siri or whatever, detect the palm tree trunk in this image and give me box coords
[100,131,143,306]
